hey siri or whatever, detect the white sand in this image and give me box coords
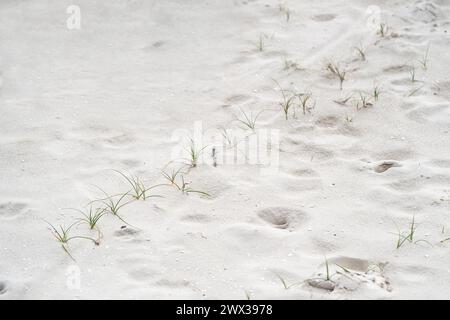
[1,0,450,299]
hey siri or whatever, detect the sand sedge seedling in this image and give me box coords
[298,92,315,115]
[354,44,366,61]
[179,175,210,197]
[283,58,301,71]
[244,290,251,300]
[66,206,107,231]
[275,273,300,290]
[279,4,291,22]
[93,188,134,226]
[186,139,207,168]
[47,221,98,261]
[273,79,299,119]
[378,23,388,37]
[393,215,431,249]
[417,45,430,70]
[345,115,353,123]
[326,62,346,90]
[161,167,184,189]
[373,86,382,101]
[220,127,234,146]
[410,65,416,83]
[113,170,163,200]
[237,109,263,131]
[255,34,265,52]
[355,92,373,109]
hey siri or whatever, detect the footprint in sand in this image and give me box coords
[114,226,140,239]
[257,207,308,230]
[315,115,340,128]
[0,202,27,220]
[374,160,401,173]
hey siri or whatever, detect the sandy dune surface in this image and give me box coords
[1,0,450,299]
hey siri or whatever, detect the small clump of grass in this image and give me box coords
[236,108,263,131]
[186,139,207,168]
[275,273,300,290]
[92,188,133,226]
[47,221,99,261]
[161,168,210,197]
[355,92,373,109]
[298,92,315,115]
[273,79,300,120]
[279,4,291,22]
[417,45,430,70]
[113,170,163,200]
[393,215,432,249]
[326,62,346,90]
[255,34,265,52]
[161,167,184,187]
[373,86,382,101]
[410,65,417,83]
[179,175,210,196]
[378,23,389,37]
[283,58,301,71]
[354,44,366,61]
[67,206,106,231]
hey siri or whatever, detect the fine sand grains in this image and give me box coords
[1,0,450,299]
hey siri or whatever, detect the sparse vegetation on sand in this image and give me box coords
[326,62,346,90]
[47,221,99,261]
[186,139,207,168]
[113,170,163,200]
[378,23,389,37]
[237,108,263,131]
[273,80,300,119]
[393,215,431,249]
[417,45,430,70]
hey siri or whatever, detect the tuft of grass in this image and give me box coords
[355,92,373,109]
[378,23,388,37]
[113,170,163,200]
[298,92,315,115]
[279,4,291,22]
[273,79,299,120]
[255,34,265,52]
[354,44,366,61]
[68,206,107,231]
[409,65,416,83]
[237,108,263,131]
[275,273,300,290]
[373,86,382,101]
[186,139,207,168]
[326,62,346,90]
[161,167,184,187]
[92,188,133,226]
[283,58,301,71]
[417,45,430,70]
[162,169,210,197]
[47,221,99,261]
[220,127,234,147]
[393,215,432,249]
[178,175,210,196]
